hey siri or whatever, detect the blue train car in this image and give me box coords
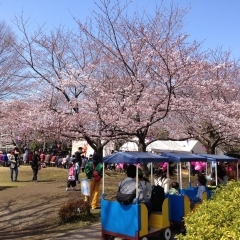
[101,152,171,240]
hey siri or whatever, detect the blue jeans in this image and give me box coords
[190,197,201,209]
[10,167,18,181]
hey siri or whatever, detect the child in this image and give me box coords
[190,174,207,209]
[66,162,76,191]
[169,182,180,195]
[139,171,152,200]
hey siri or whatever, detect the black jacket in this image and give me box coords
[32,154,40,169]
[75,151,82,166]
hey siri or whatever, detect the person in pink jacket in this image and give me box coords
[66,162,76,191]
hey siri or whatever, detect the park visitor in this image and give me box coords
[75,147,83,169]
[189,174,207,209]
[138,170,152,200]
[117,165,152,218]
[66,162,76,191]
[9,150,19,182]
[31,149,40,182]
[74,159,80,184]
[154,171,171,194]
[84,152,103,209]
[169,182,180,195]
[1,151,8,167]
[22,150,28,165]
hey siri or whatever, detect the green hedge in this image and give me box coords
[176,181,240,240]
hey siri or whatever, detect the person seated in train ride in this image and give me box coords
[211,164,228,185]
[138,170,152,200]
[169,182,180,195]
[118,164,152,217]
[189,174,207,209]
[154,171,171,194]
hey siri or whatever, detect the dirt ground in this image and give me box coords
[0,165,191,240]
[0,166,107,240]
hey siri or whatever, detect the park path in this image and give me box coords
[45,223,179,240]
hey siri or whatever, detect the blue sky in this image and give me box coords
[0,0,239,59]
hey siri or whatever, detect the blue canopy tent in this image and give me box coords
[199,154,238,162]
[199,154,238,185]
[102,152,169,196]
[161,152,208,189]
[161,152,207,162]
[103,151,169,163]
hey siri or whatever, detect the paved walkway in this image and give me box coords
[46,223,179,240]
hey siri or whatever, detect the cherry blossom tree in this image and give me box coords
[75,0,206,154]
[165,50,240,153]
[9,1,202,160]
[0,21,26,99]
[8,0,238,167]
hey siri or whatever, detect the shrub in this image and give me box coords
[58,198,91,223]
[176,181,240,240]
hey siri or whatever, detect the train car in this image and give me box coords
[101,151,172,240]
[160,152,208,227]
[101,152,237,239]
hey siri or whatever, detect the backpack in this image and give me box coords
[116,180,136,205]
[150,185,165,212]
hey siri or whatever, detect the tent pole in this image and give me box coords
[102,163,105,195]
[188,163,191,188]
[167,163,169,192]
[237,161,239,181]
[151,162,153,185]
[177,163,179,183]
[180,162,182,189]
[215,162,217,186]
[205,162,208,176]
[136,166,139,201]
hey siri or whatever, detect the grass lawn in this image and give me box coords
[0,165,126,239]
[0,164,192,239]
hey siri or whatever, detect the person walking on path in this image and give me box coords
[9,150,19,181]
[31,149,40,182]
[75,147,83,167]
[84,153,103,209]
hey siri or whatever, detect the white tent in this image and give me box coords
[119,140,206,154]
[119,142,138,151]
[176,140,206,154]
[147,140,206,154]
[146,141,185,153]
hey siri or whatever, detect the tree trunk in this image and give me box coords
[83,136,104,162]
[137,136,149,177]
